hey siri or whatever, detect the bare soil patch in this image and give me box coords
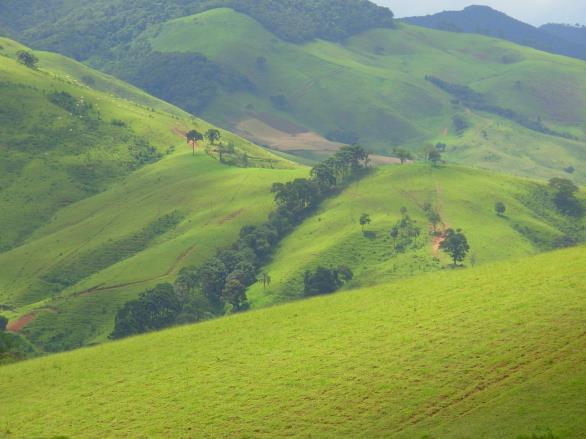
[7,313,37,333]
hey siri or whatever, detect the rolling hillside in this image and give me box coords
[1,246,584,438]
[118,8,586,183]
[247,164,585,307]
[1,2,585,182]
[0,38,303,352]
[404,5,586,61]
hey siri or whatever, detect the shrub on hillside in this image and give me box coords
[303,266,353,297]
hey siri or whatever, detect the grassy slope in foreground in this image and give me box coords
[142,8,586,182]
[248,164,585,307]
[1,246,585,438]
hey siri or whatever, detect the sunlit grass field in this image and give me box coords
[1,246,584,438]
[0,38,303,351]
[248,164,585,307]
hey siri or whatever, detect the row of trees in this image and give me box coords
[186,128,221,156]
[111,145,371,339]
[426,75,577,140]
[393,144,444,166]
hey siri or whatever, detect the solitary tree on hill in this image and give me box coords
[258,273,272,291]
[205,128,221,145]
[549,178,582,216]
[359,213,371,233]
[440,229,470,267]
[495,201,506,217]
[17,51,39,69]
[428,150,442,167]
[186,130,203,156]
[393,148,413,164]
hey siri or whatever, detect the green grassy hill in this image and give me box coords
[1,246,584,438]
[0,38,303,352]
[247,164,585,307]
[121,8,586,183]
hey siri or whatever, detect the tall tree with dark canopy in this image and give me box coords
[440,229,471,267]
[16,51,38,69]
[304,266,353,297]
[186,129,203,156]
[549,178,582,216]
[205,128,221,145]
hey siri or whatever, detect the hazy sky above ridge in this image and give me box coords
[374,1,586,26]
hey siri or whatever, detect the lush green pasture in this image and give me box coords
[0,151,304,351]
[142,8,586,182]
[0,38,302,351]
[0,37,290,250]
[0,246,584,438]
[248,164,585,307]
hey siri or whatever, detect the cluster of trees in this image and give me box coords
[426,75,577,140]
[16,51,38,69]
[48,91,93,119]
[3,0,395,62]
[186,128,257,166]
[304,266,353,297]
[120,51,255,114]
[549,178,582,217]
[128,138,162,168]
[206,0,395,43]
[111,145,370,339]
[390,208,422,252]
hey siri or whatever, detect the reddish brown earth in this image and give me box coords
[7,313,37,333]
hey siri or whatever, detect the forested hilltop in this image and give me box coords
[404,6,586,61]
[0,0,393,60]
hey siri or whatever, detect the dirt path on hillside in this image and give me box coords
[432,183,448,257]
[7,307,58,333]
[172,126,187,139]
[7,313,37,333]
[219,209,245,225]
[73,244,198,297]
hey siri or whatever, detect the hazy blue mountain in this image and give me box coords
[404,5,586,60]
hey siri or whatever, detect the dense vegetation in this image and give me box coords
[115,51,254,114]
[404,6,586,61]
[110,145,370,339]
[0,0,393,61]
[1,246,585,438]
[541,23,586,47]
[425,75,577,140]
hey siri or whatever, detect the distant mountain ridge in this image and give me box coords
[541,23,586,46]
[403,5,586,61]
